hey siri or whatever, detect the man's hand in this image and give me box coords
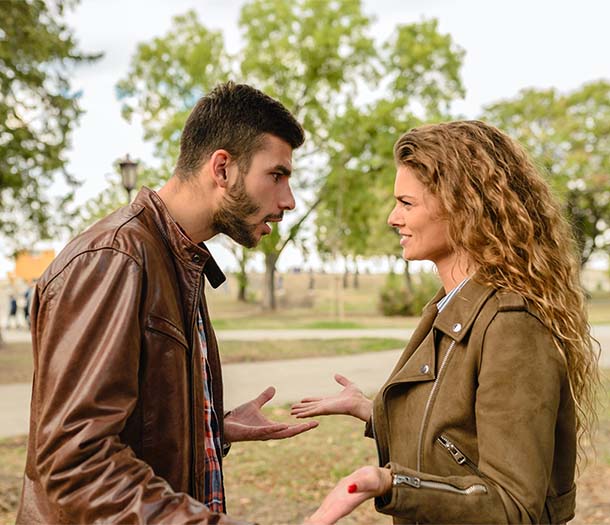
[224,386,318,443]
[290,374,372,422]
[305,466,392,525]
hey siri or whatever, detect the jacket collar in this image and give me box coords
[133,187,226,289]
[433,277,495,343]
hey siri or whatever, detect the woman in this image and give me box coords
[293,121,599,524]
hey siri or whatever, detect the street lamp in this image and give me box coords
[119,154,139,202]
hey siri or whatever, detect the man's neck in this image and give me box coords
[157,176,217,244]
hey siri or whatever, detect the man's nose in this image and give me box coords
[280,182,296,211]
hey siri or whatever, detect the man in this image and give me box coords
[17,82,317,524]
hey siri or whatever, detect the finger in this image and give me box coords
[266,420,319,439]
[239,423,290,440]
[334,373,353,387]
[343,466,389,495]
[291,408,326,418]
[298,397,323,403]
[254,386,276,408]
[291,401,321,411]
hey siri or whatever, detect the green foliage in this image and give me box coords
[315,20,466,260]
[379,271,410,316]
[482,80,610,265]
[112,1,465,308]
[116,11,231,171]
[379,270,441,316]
[70,162,167,234]
[0,0,101,250]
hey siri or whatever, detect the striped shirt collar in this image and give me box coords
[437,276,471,313]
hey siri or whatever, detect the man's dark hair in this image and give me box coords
[175,81,305,177]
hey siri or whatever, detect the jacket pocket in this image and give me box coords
[436,434,484,477]
[393,474,487,495]
[146,314,188,350]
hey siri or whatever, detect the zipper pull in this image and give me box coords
[393,474,421,488]
[437,435,467,465]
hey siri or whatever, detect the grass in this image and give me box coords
[0,342,32,384]
[220,338,406,363]
[0,435,27,524]
[210,312,419,331]
[205,272,610,327]
[2,371,609,524]
[222,407,388,524]
[0,338,407,385]
[587,298,610,325]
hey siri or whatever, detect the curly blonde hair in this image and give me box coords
[394,120,600,457]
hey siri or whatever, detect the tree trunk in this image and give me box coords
[353,263,359,289]
[403,260,413,295]
[308,269,315,290]
[403,260,414,312]
[343,267,349,289]
[263,252,279,310]
[236,247,248,302]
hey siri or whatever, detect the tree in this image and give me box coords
[315,19,465,305]
[69,162,166,235]
[482,80,610,266]
[117,0,379,309]
[0,0,100,250]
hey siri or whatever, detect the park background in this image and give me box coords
[1,0,610,523]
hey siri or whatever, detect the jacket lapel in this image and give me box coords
[381,287,445,391]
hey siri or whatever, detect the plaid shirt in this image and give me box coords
[196,310,225,513]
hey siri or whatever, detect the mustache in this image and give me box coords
[264,212,284,222]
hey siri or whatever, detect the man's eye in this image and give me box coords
[399,199,412,207]
[272,173,282,182]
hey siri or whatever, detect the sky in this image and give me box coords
[3,0,610,278]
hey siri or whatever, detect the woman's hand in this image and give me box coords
[290,374,373,422]
[305,466,393,525]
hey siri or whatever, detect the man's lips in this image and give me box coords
[261,214,284,235]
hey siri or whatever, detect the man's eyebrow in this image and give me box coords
[395,194,416,200]
[272,164,292,177]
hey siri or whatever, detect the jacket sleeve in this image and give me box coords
[31,249,247,525]
[375,310,567,523]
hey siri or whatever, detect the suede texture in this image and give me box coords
[370,279,576,524]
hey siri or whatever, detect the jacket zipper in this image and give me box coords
[417,340,456,471]
[393,474,487,495]
[436,435,484,477]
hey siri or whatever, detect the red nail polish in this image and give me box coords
[347,484,357,493]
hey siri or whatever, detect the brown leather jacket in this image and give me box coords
[17,187,247,524]
[369,279,576,524]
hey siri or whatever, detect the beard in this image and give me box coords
[211,174,271,248]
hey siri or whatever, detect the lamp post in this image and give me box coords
[119,154,139,202]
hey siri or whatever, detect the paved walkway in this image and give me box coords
[1,326,609,438]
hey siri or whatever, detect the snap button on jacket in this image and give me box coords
[369,279,576,524]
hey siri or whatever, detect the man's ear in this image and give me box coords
[210,149,232,189]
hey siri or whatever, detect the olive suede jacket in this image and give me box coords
[369,279,576,524]
[17,188,249,525]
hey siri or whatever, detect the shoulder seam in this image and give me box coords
[41,247,142,297]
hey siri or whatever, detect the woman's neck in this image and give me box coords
[435,252,474,293]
